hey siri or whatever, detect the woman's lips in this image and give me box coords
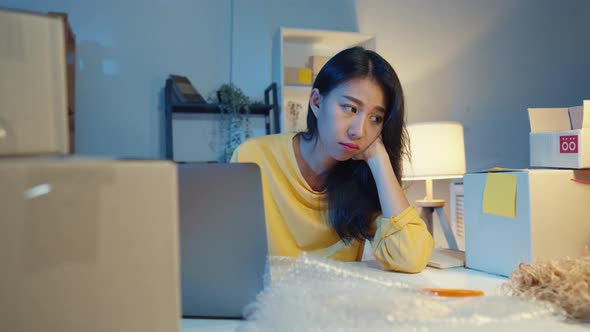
[340,142,359,151]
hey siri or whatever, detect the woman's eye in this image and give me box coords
[370,115,383,123]
[342,104,357,113]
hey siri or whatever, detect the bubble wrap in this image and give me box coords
[237,254,568,332]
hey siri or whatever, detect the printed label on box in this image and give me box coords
[559,135,578,154]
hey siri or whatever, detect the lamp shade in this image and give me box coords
[402,122,466,180]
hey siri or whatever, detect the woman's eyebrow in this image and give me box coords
[343,95,385,114]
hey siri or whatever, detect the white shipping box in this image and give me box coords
[0,158,180,332]
[529,100,590,168]
[464,169,590,277]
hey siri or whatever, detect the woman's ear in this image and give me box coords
[309,88,321,117]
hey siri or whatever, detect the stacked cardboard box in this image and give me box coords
[308,55,330,82]
[0,10,69,155]
[284,66,313,86]
[529,100,589,169]
[464,101,590,276]
[48,12,76,153]
[283,55,330,86]
[0,10,181,332]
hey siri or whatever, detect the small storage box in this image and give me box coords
[308,55,330,75]
[529,100,590,169]
[284,67,312,86]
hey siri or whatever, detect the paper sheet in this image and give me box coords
[483,173,517,218]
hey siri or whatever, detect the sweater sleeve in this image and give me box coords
[369,206,434,273]
[230,144,244,163]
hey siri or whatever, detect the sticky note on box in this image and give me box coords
[482,173,517,218]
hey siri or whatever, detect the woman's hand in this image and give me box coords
[353,136,388,162]
[355,135,410,218]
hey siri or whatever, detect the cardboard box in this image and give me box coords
[284,67,312,86]
[0,158,180,332]
[0,10,69,156]
[529,100,590,169]
[49,12,76,153]
[464,168,590,276]
[308,55,330,75]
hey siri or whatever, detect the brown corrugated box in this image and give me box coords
[284,67,312,86]
[48,12,76,153]
[308,55,330,75]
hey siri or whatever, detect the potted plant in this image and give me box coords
[216,83,261,162]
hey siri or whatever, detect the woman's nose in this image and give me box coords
[347,116,366,139]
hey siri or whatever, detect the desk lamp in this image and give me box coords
[403,122,466,268]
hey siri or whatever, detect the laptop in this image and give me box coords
[177,162,269,319]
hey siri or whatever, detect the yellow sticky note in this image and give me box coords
[298,68,312,84]
[482,173,517,218]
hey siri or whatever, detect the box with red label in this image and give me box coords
[528,100,590,169]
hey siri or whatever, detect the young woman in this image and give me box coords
[231,47,433,273]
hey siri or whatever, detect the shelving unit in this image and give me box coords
[272,27,376,133]
[163,80,279,160]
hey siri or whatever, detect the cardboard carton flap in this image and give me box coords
[585,100,590,128]
[470,167,528,174]
[528,107,571,132]
[569,100,589,129]
[569,106,583,130]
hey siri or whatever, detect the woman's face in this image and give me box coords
[310,77,386,161]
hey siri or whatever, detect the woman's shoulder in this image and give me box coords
[239,133,295,150]
[232,132,295,162]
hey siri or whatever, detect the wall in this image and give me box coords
[360,0,590,171]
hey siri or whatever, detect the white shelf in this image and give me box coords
[273,27,376,133]
[282,27,375,48]
[283,85,312,100]
[283,85,312,90]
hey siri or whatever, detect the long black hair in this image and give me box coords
[301,46,408,243]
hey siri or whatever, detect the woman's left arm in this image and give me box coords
[356,137,434,273]
[355,136,408,218]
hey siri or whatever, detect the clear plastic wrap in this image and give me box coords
[238,254,568,332]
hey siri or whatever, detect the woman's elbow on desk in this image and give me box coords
[372,226,434,273]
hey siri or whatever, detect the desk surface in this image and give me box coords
[181,261,589,332]
[181,263,509,332]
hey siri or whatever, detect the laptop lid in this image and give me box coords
[178,162,268,319]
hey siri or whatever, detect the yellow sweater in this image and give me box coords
[231,133,433,273]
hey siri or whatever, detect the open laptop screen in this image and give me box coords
[178,162,268,319]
